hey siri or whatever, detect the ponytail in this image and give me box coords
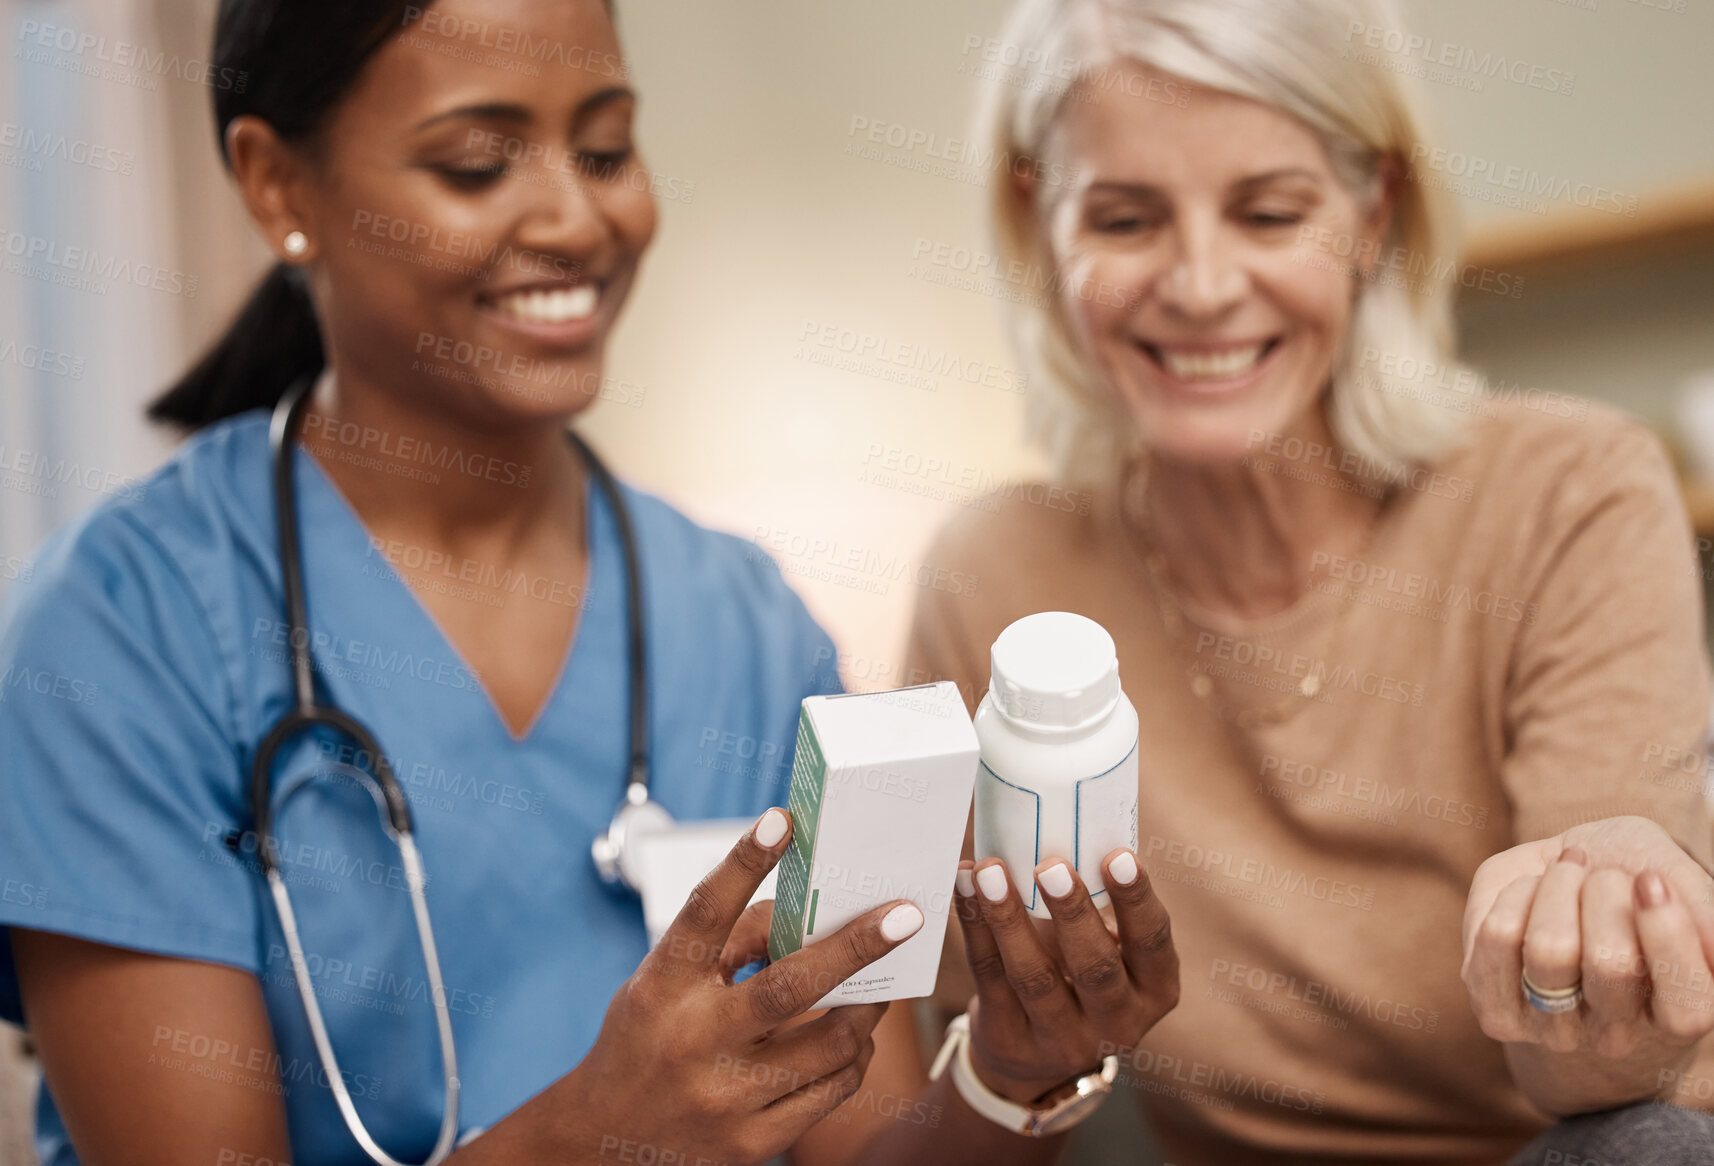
[148,264,323,429]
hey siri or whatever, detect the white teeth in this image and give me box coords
[1157,343,1268,380]
[495,284,598,324]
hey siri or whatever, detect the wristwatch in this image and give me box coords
[928,1013,1118,1137]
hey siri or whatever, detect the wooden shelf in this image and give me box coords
[1454,181,1714,537]
[1463,176,1714,280]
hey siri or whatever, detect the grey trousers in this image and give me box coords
[1507,1103,1714,1166]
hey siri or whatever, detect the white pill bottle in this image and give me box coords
[974,611,1139,919]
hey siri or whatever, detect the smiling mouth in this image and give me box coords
[1137,338,1282,381]
[481,282,601,325]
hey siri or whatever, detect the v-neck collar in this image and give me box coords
[288,389,605,748]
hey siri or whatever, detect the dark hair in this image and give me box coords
[148,1,425,430]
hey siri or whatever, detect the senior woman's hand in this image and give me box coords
[950,849,1179,1103]
[1461,816,1714,1073]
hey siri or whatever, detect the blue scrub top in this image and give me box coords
[0,410,841,1164]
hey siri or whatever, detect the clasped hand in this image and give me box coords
[1462,816,1714,1063]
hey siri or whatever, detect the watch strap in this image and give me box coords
[929,1013,1117,1137]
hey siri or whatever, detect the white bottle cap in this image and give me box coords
[988,611,1121,734]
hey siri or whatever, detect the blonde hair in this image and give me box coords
[982,0,1469,486]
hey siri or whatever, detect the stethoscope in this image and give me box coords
[252,375,669,1165]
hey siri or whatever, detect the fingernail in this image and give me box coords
[1037,862,1074,899]
[1109,851,1139,886]
[881,903,924,941]
[977,864,1010,903]
[1636,872,1670,909]
[1559,847,1588,867]
[955,867,975,899]
[753,808,788,849]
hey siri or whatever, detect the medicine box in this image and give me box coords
[767,682,979,1008]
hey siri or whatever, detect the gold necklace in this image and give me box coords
[1118,453,1381,730]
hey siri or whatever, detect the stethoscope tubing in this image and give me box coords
[251,375,652,1164]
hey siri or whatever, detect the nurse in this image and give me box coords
[0,1,952,1163]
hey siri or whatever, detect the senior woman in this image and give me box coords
[893,0,1714,1163]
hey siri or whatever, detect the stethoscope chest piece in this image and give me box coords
[592,781,676,893]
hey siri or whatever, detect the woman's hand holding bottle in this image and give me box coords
[951,848,1179,1104]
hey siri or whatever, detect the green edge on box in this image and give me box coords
[767,706,827,962]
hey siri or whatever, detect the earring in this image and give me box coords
[283,230,309,259]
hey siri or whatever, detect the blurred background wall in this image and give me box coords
[3,0,1714,1161]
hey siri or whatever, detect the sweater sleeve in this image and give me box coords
[1499,418,1713,870]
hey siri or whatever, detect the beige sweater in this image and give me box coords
[903,400,1714,1164]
